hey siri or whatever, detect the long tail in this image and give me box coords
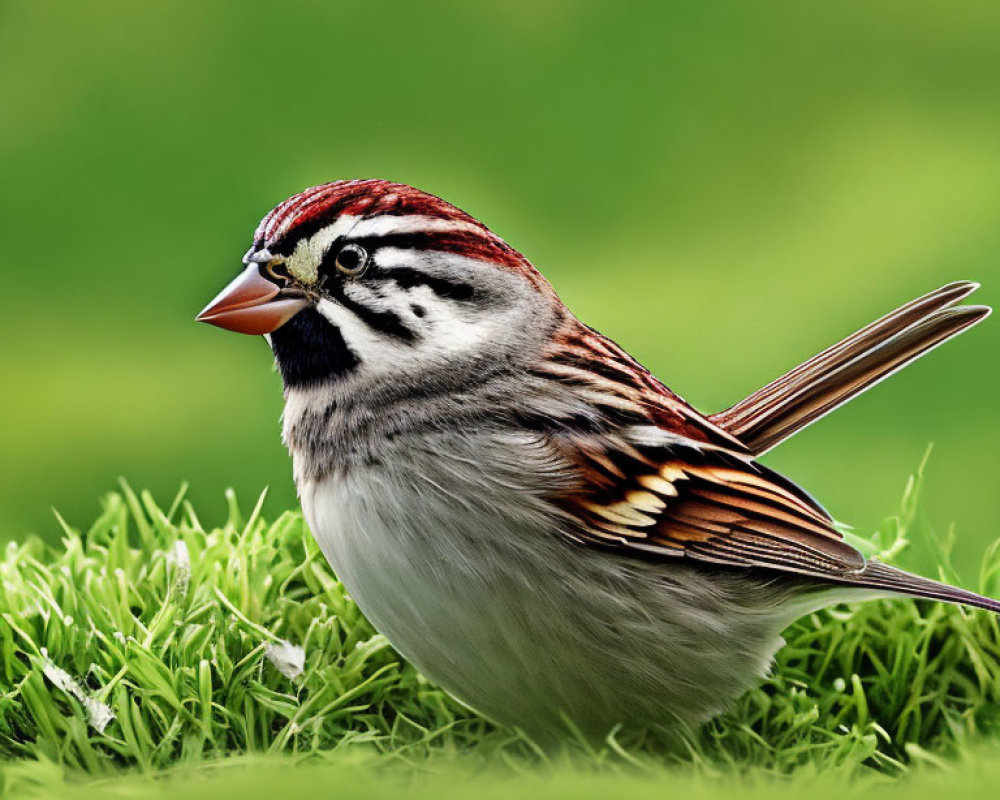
[710,281,991,455]
[837,560,1000,614]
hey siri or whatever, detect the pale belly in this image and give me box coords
[299,468,813,738]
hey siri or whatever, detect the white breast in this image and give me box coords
[296,447,812,738]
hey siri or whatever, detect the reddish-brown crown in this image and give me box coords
[253,180,539,279]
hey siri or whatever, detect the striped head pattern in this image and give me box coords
[216,180,562,390]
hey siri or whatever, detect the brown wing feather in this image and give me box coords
[710,282,990,454]
[541,310,1000,613]
[560,437,867,582]
[542,320,864,580]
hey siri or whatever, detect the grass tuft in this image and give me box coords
[1,462,999,783]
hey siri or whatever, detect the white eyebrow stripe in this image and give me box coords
[344,215,487,240]
[280,215,490,284]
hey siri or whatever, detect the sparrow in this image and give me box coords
[198,179,998,739]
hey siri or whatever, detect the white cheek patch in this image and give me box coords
[348,279,493,358]
[315,289,495,378]
[309,245,534,379]
[407,286,492,355]
[314,297,392,365]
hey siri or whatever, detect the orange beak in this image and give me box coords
[196,265,309,335]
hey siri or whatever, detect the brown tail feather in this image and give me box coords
[836,561,1000,614]
[710,282,991,455]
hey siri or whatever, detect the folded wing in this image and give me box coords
[556,433,1000,613]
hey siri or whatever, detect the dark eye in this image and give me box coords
[334,243,369,276]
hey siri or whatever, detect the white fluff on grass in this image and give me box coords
[265,639,306,680]
[40,650,114,733]
[168,539,191,596]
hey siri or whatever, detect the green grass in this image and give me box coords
[2,462,1000,797]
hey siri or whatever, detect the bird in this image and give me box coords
[198,179,998,739]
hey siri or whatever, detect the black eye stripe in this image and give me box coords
[373,266,475,301]
[328,282,417,343]
[319,233,476,301]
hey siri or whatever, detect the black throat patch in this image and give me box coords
[269,307,360,388]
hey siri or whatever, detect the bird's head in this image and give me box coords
[198,180,562,391]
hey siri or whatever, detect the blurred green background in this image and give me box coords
[2,1,998,576]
